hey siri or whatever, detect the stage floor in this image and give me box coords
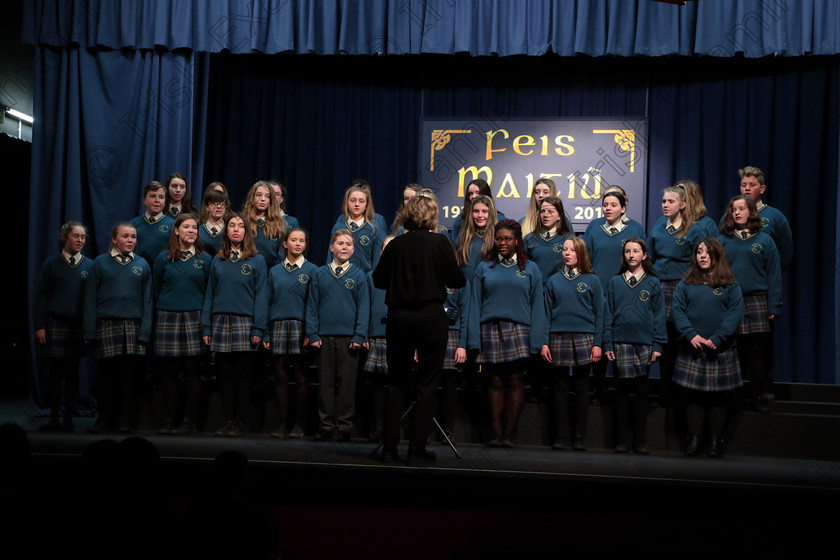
[4,397,839,558]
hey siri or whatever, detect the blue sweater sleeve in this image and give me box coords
[305,270,322,344]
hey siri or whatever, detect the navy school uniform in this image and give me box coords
[266,258,318,355]
[332,213,388,239]
[671,281,744,392]
[448,210,506,247]
[603,273,667,376]
[719,204,793,270]
[468,258,546,364]
[443,282,469,370]
[719,231,782,322]
[254,219,287,271]
[543,269,605,367]
[283,213,300,230]
[199,222,224,257]
[364,271,389,374]
[523,231,574,283]
[201,253,268,352]
[328,219,384,274]
[35,252,94,358]
[648,217,706,282]
[130,214,175,269]
[584,217,647,284]
[457,233,488,281]
[84,252,154,358]
[153,250,212,357]
[305,262,370,434]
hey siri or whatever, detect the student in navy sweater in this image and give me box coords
[678,179,719,238]
[328,182,385,273]
[130,181,175,269]
[648,185,705,407]
[242,181,288,271]
[153,213,211,435]
[307,229,370,442]
[264,228,318,438]
[198,186,229,256]
[202,213,268,437]
[523,195,573,283]
[541,237,604,451]
[449,178,506,244]
[720,166,793,270]
[363,236,394,443]
[671,238,744,458]
[165,172,196,217]
[84,222,153,433]
[455,195,498,280]
[584,188,646,404]
[604,238,666,454]
[269,181,300,230]
[34,222,94,432]
[719,195,782,413]
[469,220,546,448]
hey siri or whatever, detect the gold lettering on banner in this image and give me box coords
[430,129,471,171]
[592,130,636,172]
[457,166,492,197]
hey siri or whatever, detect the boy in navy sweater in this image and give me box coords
[130,181,175,268]
[306,229,370,441]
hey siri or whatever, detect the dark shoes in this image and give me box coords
[634,443,650,455]
[174,419,197,435]
[500,433,515,448]
[685,434,701,457]
[572,437,587,451]
[381,448,398,464]
[289,425,305,439]
[707,435,724,458]
[407,447,437,466]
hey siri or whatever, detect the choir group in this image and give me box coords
[34,166,790,458]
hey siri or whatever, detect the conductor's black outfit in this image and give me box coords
[372,229,466,455]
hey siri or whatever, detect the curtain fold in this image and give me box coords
[22,0,840,57]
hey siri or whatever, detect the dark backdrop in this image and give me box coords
[204,53,838,384]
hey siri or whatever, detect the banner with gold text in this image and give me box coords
[419,118,649,232]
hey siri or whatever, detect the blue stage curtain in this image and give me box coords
[26,46,209,412]
[22,0,840,57]
[202,53,838,383]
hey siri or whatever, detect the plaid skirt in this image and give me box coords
[476,321,530,365]
[211,314,256,353]
[269,319,304,355]
[44,317,85,358]
[363,337,388,374]
[612,343,652,379]
[443,329,461,370]
[660,279,679,320]
[549,333,594,367]
[737,294,771,335]
[673,347,742,392]
[154,310,203,357]
[96,319,145,359]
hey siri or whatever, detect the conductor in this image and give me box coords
[372,195,466,465]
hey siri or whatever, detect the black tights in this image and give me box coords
[46,357,80,420]
[272,355,308,429]
[551,365,590,441]
[613,376,650,446]
[160,357,201,423]
[216,352,254,426]
[487,369,525,436]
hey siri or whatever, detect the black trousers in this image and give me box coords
[383,304,449,450]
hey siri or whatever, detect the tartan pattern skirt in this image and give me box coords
[549,332,594,367]
[210,314,255,353]
[443,329,461,370]
[737,294,771,335]
[154,310,203,357]
[363,337,388,374]
[476,320,530,365]
[673,347,742,392]
[660,279,679,320]
[96,319,145,359]
[269,319,304,355]
[612,343,652,379]
[45,317,85,358]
